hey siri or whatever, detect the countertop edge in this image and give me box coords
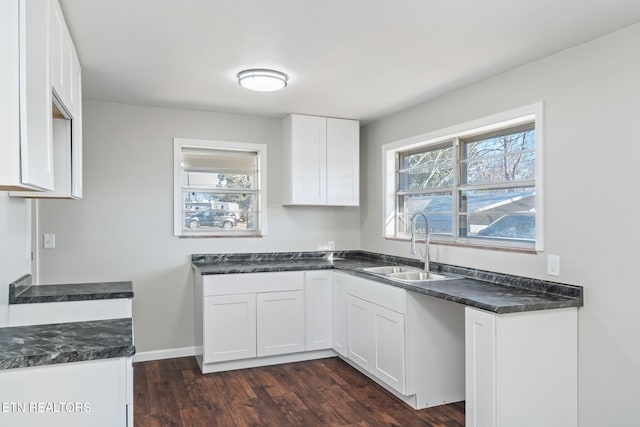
[3,346,136,370]
[11,292,134,305]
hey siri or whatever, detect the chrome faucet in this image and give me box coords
[410,212,430,272]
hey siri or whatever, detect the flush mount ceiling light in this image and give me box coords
[237,69,288,92]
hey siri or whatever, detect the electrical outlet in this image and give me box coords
[547,254,560,276]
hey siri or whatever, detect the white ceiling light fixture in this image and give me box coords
[237,69,288,92]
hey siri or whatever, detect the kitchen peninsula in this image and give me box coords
[0,278,135,427]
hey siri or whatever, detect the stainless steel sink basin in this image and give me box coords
[360,266,457,282]
[386,271,452,282]
[361,266,422,274]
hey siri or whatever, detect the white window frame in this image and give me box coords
[173,138,267,237]
[382,102,544,251]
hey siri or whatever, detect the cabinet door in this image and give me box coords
[0,0,22,187]
[257,290,305,357]
[326,118,359,206]
[284,114,327,205]
[305,271,332,351]
[465,307,497,427]
[332,272,347,356]
[50,0,73,109]
[70,50,82,199]
[346,295,374,372]
[372,305,406,394]
[19,0,54,190]
[203,294,256,363]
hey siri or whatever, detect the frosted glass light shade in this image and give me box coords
[237,69,288,92]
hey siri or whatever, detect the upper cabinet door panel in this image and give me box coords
[0,0,22,186]
[50,0,75,112]
[19,0,54,190]
[284,114,327,205]
[326,118,359,206]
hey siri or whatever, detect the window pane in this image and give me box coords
[182,147,257,190]
[458,188,535,240]
[398,192,453,235]
[183,171,256,190]
[399,145,454,190]
[462,128,535,185]
[183,192,258,232]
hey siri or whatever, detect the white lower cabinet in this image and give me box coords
[331,271,347,356]
[0,357,131,427]
[346,293,406,394]
[257,290,305,357]
[203,289,305,363]
[346,294,374,371]
[305,270,333,351]
[203,294,256,363]
[340,271,465,409]
[372,304,406,393]
[195,270,334,373]
[465,306,577,427]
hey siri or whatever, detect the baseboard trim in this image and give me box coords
[196,349,337,374]
[133,346,197,363]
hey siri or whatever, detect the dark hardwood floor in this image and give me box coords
[134,356,465,427]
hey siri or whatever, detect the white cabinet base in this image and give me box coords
[405,292,465,409]
[196,349,336,374]
[0,357,131,427]
[465,307,578,427]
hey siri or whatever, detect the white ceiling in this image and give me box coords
[59,0,640,122]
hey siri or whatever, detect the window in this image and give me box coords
[384,103,543,251]
[174,138,267,237]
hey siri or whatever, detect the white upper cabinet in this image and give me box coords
[50,1,73,110]
[10,0,83,199]
[326,118,359,205]
[0,0,54,191]
[282,114,359,206]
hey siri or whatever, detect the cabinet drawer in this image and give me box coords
[203,271,304,296]
[347,275,405,314]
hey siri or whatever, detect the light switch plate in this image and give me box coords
[43,233,56,249]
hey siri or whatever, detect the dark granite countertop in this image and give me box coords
[192,251,583,314]
[9,277,133,304]
[0,318,135,370]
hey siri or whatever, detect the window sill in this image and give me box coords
[384,236,537,254]
[178,234,264,239]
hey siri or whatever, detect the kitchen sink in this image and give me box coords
[360,266,457,282]
[386,271,454,282]
[361,266,422,274]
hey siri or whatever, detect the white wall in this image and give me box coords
[37,101,360,354]
[0,194,31,326]
[361,23,640,427]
